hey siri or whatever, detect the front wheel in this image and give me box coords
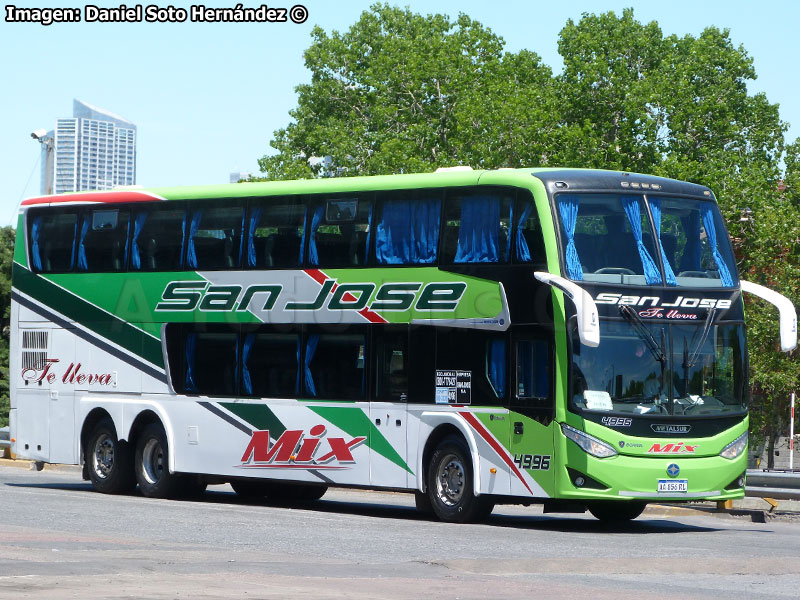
[587,500,646,523]
[86,418,136,494]
[426,436,493,523]
[135,423,183,499]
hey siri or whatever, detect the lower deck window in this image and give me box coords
[304,334,365,400]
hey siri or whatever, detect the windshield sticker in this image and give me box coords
[436,370,471,405]
[583,390,613,411]
[595,293,732,313]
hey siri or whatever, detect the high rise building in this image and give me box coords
[42,99,137,194]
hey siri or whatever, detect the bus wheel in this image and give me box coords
[427,436,493,523]
[231,480,271,499]
[86,418,136,494]
[587,501,646,523]
[135,423,182,499]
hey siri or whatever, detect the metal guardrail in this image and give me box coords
[746,469,800,500]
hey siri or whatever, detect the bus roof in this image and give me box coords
[20,167,715,207]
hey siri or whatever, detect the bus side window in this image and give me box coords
[374,329,409,402]
[246,198,306,269]
[183,329,238,396]
[408,326,435,404]
[29,211,78,273]
[514,193,546,264]
[441,190,512,264]
[187,204,245,270]
[241,332,300,398]
[374,191,441,265]
[307,195,372,267]
[130,206,187,271]
[303,333,366,400]
[77,209,130,272]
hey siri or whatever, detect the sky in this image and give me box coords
[1,0,798,225]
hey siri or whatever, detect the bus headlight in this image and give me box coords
[561,423,618,458]
[719,431,748,460]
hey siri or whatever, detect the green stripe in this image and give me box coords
[220,402,285,436]
[309,405,413,475]
[12,263,164,367]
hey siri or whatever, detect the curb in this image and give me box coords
[0,457,82,473]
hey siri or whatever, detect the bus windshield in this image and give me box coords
[570,320,747,417]
[556,193,739,287]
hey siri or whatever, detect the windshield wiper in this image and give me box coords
[686,308,717,368]
[619,305,666,364]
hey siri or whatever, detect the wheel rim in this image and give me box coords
[435,453,465,506]
[92,434,115,479]
[141,438,166,485]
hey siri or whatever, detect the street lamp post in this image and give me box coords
[31,129,54,196]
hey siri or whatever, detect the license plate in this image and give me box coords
[657,479,688,493]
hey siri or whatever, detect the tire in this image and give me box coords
[134,423,183,499]
[587,501,647,523]
[426,436,494,523]
[86,418,136,494]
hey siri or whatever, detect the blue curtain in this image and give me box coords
[237,210,246,266]
[621,197,661,285]
[307,205,325,266]
[179,212,187,269]
[246,208,262,267]
[242,333,254,395]
[31,216,43,271]
[77,215,91,271]
[648,199,677,286]
[131,211,148,270]
[375,197,441,264]
[187,211,203,269]
[505,201,513,261]
[679,212,702,272]
[515,202,535,262]
[701,204,734,286]
[558,196,583,280]
[304,334,319,397]
[364,202,373,262]
[185,332,197,392]
[295,337,301,395]
[455,196,500,263]
[488,339,506,399]
[298,209,308,265]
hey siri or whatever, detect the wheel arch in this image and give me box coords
[417,412,482,497]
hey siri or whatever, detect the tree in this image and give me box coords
[0,227,14,428]
[257,3,559,179]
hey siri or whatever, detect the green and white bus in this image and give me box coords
[9,168,797,522]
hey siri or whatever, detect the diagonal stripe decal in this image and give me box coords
[460,411,534,496]
[304,269,388,324]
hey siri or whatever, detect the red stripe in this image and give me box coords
[460,411,534,496]
[22,190,166,206]
[303,269,387,324]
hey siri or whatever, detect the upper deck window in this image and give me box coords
[442,191,513,264]
[308,197,372,267]
[246,198,306,269]
[30,212,77,272]
[374,191,441,265]
[557,194,661,285]
[655,198,738,288]
[77,209,130,272]
[187,205,245,270]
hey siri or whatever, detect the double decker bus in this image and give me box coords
[9,168,796,522]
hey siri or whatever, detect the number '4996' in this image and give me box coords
[513,454,550,470]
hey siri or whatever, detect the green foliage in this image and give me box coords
[260,5,798,443]
[0,226,13,428]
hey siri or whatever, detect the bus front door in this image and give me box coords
[508,336,556,498]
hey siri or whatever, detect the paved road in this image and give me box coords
[1,464,799,599]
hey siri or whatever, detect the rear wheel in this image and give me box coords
[587,501,646,523]
[426,436,494,523]
[135,423,183,499]
[86,418,136,494]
